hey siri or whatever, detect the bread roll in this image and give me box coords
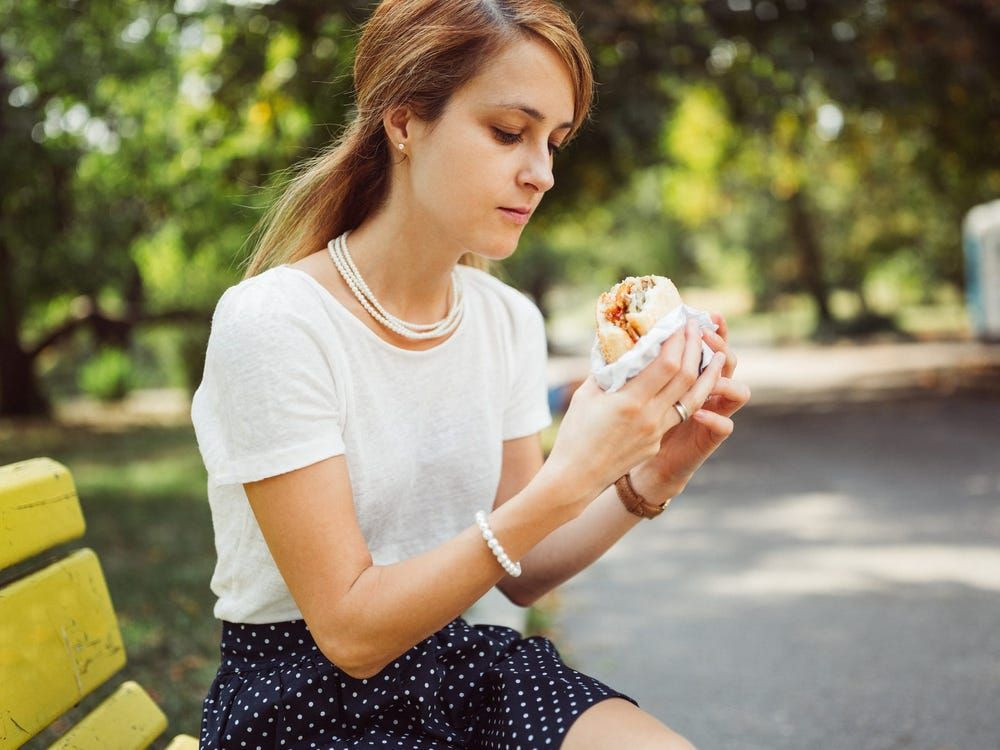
[595,275,683,363]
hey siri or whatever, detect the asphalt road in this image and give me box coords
[548,392,1000,750]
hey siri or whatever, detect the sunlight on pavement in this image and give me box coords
[716,492,885,541]
[702,544,1000,597]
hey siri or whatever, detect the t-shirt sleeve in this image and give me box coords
[501,295,553,440]
[192,279,347,485]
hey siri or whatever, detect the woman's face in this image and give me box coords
[404,36,576,260]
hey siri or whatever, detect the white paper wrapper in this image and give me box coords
[590,303,719,392]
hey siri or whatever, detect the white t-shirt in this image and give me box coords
[190,263,552,623]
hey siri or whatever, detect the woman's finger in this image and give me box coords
[692,409,735,439]
[652,319,710,413]
[710,376,750,403]
[702,328,737,377]
[709,311,729,342]
[622,321,687,403]
[679,317,703,382]
[654,348,725,429]
[702,377,751,417]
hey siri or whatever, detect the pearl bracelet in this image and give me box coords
[474,510,522,578]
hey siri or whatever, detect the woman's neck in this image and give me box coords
[344,207,464,325]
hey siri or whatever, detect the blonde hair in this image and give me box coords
[241,0,594,280]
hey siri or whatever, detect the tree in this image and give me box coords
[560,0,999,332]
[3,0,997,414]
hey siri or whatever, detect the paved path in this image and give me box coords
[547,338,1000,405]
[548,392,1000,750]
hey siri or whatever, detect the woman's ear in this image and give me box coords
[383,105,412,151]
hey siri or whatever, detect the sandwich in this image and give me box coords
[595,275,684,364]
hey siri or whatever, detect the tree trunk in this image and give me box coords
[0,239,49,416]
[786,189,834,333]
[856,286,871,316]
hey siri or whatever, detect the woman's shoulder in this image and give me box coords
[209,266,326,346]
[213,266,315,319]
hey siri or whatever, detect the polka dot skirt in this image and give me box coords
[200,616,638,749]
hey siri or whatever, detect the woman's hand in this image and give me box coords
[633,312,751,501]
[543,316,727,512]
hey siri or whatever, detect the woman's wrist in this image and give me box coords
[629,461,680,507]
[533,457,597,520]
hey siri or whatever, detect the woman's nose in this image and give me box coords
[520,147,555,193]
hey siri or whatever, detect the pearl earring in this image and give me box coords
[397,143,405,151]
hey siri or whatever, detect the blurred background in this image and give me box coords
[2,0,998,747]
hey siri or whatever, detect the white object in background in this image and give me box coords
[963,198,1000,341]
[590,304,718,392]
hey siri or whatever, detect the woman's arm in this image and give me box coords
[244,451,590,680]
[491,433,654,607]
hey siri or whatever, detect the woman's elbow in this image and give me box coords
[317,630,384,679]
[498,579,538,608]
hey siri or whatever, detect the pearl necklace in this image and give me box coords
[326,230,464,340]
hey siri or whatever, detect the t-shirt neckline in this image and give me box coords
[276,264,469,356]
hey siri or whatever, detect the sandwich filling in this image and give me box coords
[600,276,657,342]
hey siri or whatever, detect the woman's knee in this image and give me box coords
[561,697,697,750]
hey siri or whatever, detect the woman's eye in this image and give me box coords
[493,127,523,145]
[493,127,562,157]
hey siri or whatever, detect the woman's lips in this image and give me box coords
[498,207,531,225]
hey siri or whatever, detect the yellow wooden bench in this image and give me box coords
[0,457,199,750]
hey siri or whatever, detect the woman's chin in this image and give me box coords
[476,232,522,261]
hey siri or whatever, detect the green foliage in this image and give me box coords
[79,347,136,401]
[3,0,998,414]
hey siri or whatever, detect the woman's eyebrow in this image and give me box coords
[489,102,573,130]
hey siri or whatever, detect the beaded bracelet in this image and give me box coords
[474,510,522,578]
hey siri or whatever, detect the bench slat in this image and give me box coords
[0,549,125,749]
[0,458,85,569]
[47,680,166,750]
[163,735,199,750]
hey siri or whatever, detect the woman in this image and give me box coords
[191,1,749,748]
